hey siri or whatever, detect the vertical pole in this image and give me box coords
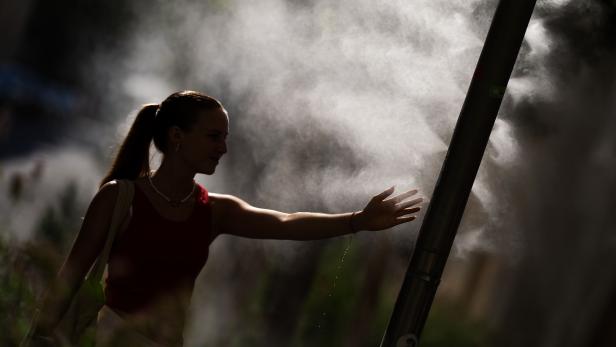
[380,1,537,346]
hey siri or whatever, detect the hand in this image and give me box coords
[355,186,423,231]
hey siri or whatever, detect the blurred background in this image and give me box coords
[1,0,615,346]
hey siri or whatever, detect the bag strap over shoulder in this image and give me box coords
[87,179,135,282]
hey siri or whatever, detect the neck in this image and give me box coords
[150,158,196,200]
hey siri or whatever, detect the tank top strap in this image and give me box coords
[196,183,209,205]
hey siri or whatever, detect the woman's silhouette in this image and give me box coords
[27,90,423,346]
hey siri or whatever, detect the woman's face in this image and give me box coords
[177,107,229,175]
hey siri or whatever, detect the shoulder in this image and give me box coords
[79,180,125,230]
[208,193,246,210]
[208,193,254,219]
[95,179,135,206]
[96,180,121,202]
[207,193,248,237]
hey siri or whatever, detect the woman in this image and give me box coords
[28,90,423,346]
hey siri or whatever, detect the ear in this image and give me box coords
[167,126,185,146]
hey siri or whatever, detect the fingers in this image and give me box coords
[373,186,395,201]
[395,206,421,216]
[385,188,419,204]
[394,216,416,225]
[396,197,424,210]
[393,203,422,227]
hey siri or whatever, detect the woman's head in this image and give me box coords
[100,90,228,187]
[152,91,224,153]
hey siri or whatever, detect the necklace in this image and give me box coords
[147,172,196,207]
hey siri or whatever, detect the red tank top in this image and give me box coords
[104,181,214,313]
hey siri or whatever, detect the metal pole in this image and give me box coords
[380,1,537,346]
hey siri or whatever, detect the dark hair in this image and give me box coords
[99,90,223,187]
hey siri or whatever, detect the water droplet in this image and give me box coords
[311,236,354,331]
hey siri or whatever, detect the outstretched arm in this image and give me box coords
[210,186,423,240]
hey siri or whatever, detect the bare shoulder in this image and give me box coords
[208,193,247,214]
[90,180,133,216]
[207,193,244,236]
[96,180,121,204]
[208,193,259,222]
[77,180,126,240]
[208,192,244,204]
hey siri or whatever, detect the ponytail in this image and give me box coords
[99,104,158,188]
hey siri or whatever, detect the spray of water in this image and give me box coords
[88,1,512,344]
[104,0,517,260]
